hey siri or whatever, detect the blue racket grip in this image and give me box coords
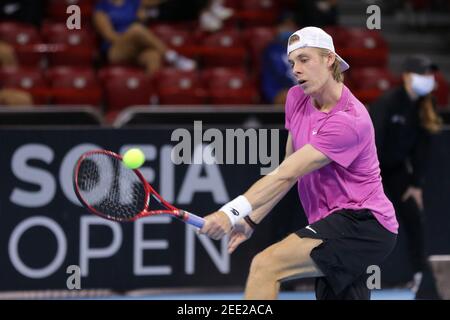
[185,212,205,229]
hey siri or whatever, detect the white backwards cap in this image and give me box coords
[287,26,350,72]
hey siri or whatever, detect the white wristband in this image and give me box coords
[220,195,252,226]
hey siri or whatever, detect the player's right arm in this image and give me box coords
[245,133,295,224]
[227,133,296,253]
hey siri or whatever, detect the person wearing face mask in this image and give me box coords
[369,55,443,300]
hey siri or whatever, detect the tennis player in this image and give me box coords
[199,27,399,300]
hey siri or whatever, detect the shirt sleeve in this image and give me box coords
[284,87,296,131]
[310,115,360,168]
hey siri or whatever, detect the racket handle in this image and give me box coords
[184,212,205,229]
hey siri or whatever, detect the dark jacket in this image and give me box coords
[369,86,432,187]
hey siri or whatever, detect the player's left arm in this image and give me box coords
[200,144,330,239]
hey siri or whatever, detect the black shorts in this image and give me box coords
[296,209,397,300]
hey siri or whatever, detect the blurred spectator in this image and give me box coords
[295,0,338,27]
[123,0,199,22]
[0,0,44,27]
[369,55,442,300]
[0,88,33,106]
[199,0,234,32]
[261,13,298,105]
[140,0,233,32]
[93,0,196,74]
[0,40,33,106]
[0,41,17,67]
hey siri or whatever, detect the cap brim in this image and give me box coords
[335,53,350,72]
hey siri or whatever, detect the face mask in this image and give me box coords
[411,73,435,96]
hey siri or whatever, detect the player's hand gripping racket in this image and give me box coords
[73,150,205,228]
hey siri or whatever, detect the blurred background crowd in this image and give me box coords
[0,0,448,124]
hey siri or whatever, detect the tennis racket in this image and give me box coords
[73,149,205,228]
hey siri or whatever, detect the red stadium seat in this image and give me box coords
[151,24,195,49]
[241,0,280,11]
[0,22,44,66]
[434,72,449,108]
[99,67,155,111]
[233,0,280,27]
[0,67,46,88]
[0,22,41,46]
[42,23,96,46]
[202,68,254,89]
[154,68,206,105]
[323,26,348,48]
[339,28,389,68]
[201,68,259,104]
[46,67,101,106]
[200,29,247,67]
[151,24,200,60]
[14,45,46,67]
[242,27,276,74]
[223,0,241,9]
[42,23,96,66]
[48,46,95,67]
[348,68,400,105]
[0,67,49,104]
[348,68,399,90]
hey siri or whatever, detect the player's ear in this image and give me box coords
[328,52,336,68]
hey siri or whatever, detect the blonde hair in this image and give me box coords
[288,34,300,46]
[419,95,443,133]
[317,48,344,83]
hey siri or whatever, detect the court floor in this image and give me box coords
[101,289,414,300]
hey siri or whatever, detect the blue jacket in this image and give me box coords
[261,37,297,104]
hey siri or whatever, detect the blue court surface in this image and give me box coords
[98,289,414,300]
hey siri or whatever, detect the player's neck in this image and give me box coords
[311,80,343,113]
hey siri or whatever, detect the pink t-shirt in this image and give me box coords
[285,85,398,234]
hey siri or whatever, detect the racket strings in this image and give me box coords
[76,153,147,221]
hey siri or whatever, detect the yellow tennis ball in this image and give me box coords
[122,148,145,169]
